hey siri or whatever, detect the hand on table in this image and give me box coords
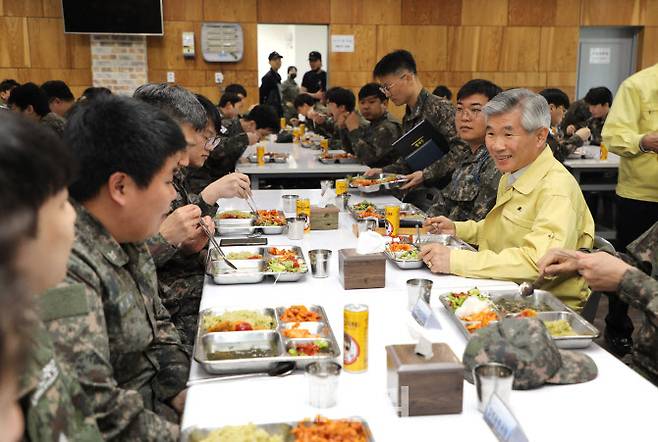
[364,168,383,177]
[422,216,456,235]
[400,170,424,190]
[160,204,202,247]
[420,243,451,274]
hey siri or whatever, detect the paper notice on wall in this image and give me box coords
[331,35,354,52]
[589,47,611,64]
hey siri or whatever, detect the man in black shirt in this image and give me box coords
[301,51,327,102]
[259,51,283,117]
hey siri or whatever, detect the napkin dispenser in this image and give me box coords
[310,205,339,230]
[338,248,386,289]
[386,342,463,416]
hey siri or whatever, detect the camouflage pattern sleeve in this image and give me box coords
[467,159,501,221]
[382,157,412,175]
[625,221,657,273]
[347,118,403,168]
[186,190,217,218]
[146,233,178,268]
[148,289,190,401]
[588,117,605,146]
[422,142,469,184]
[46,277,179,441]
[547,132,583,163]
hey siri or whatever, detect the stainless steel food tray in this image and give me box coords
[349,202,426,227]
[254,210,287,235]
[417,234,477,252]
[348,173,408,193]
[182,417,375,442]
[247,153,289,163]
[194,304,340,375]
[438,289,599,348]
[207,245,309,284]
[384,250,425,269]
[215,211,287,236]
[319,155,360,164]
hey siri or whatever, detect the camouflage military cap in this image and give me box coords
[463,317,597,389]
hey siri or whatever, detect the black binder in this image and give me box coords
[392,119,450,171]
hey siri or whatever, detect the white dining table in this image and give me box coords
[236,143,369,189]
[182,189,658,442]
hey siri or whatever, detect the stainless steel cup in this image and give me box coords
[306,361,341,408]
[287,216,305,240]
[473,362,514,412]
[357,217,378,233]
[337,193,352,211]
[406,278,433,310]
[282,194,300,213]
[308,249,332,278]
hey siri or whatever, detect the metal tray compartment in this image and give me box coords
[349,173,408,193]
[487,289,568,316]
[438,292,500,339]
[348,202,425,227]
[199,307,278,334]
[275,305,329,324]
[254,210,287,235]
[263,246,308,282]
[384,250,425,269]
[535,311,599,349]
[212,246,265,272]
[196,331,285,373]
[247,153,289,163]
[418,233,477,252]
[284,338,342,366]
[209,258,266,285]
[215,211,256,235]
[319,152,360,164]
[182,417,375,442]
[279,321,332,341]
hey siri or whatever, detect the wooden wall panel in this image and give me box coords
[461,0,508,26]
[41,0,62,18]
[162,0,202,21]
[330,0,401,25]
[555,0,581,26]
[447,26,504,72]
[646,0,658,25]
[539,27,579,72]
[639,27,658,68]
[203,0,257,22]
[0,17,29,67]
[147,21,199,70]
[16,68,91,85]
[258,0,330,24]
[330,71,372,88]
[401,0,462,25]
[546,71,577,86]
[329,25,376,72]
[498,27,541,72]
[1,0,42,17]
[473,71,546,88]
[508,0,556,26]
[376,25,448,71]
[0,68,19,79]
[580,0,645,26]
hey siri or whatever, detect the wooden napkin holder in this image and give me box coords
[338,248,386,289]
[310,205,339,230]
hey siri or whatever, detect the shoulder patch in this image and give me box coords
[40,284,89,322]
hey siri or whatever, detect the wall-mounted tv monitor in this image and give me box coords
[62,0,164,36]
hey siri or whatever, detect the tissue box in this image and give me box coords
[311,205,339,230]
[386,343,463,416]
[338,248,386,289]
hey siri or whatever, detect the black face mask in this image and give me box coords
[289,73,297,79]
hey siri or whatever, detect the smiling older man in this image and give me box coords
[421,89,595,309]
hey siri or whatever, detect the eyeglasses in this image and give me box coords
[203,134,221,151]
[379,73,408,96]
[456,107,482,118]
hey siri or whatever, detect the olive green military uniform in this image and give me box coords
[345,112,402,168]
[49,202,187,441]
[427,144,501,221]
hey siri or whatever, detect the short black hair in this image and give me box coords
[287,66,297,74]
[195,93,221,133]
[584,86,613,106]
[326,87,356,112]
[358,83,387,102]
[0,112,74,241]
[224,83,247,98]
[457,79,502,102]
[0,79,19,93]
[432,85,452,100]
[219,93,241,109]
[294,93,315,110]
[133,83,207,131]
[244,105,279,132]
[80,86,112,101]
[539,88,570,109]
[7,83,50,117]
[41,80,74,102]
[66,96,186,202]
[373,49,417,77]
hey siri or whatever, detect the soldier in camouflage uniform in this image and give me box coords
[425,80,502,220]
[583,86,612,146]
[463,317,598,389]
[281,66,300,122]
[367,50,469,191]
[294,93,335,140]
[51,96,189,440]
[325,87,371,153]
[540,88,591,162]
[539,221,658,384]
[0,113,104,441]
[340,83,402,168]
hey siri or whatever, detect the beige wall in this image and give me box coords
[2,0,658,119]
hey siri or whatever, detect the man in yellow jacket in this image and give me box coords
[421,89,595,310]
[600,63,658,355]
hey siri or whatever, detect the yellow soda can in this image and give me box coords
[280,117,287,130]
[256,144,265,166]
[344,304,368,373]
[384,205,400,236]
[292,127,300,143]
[600,142,608,160]
[335,179,348,196]
[296,198,311,233]
[320,138,329,154]
[299,123,306,135]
